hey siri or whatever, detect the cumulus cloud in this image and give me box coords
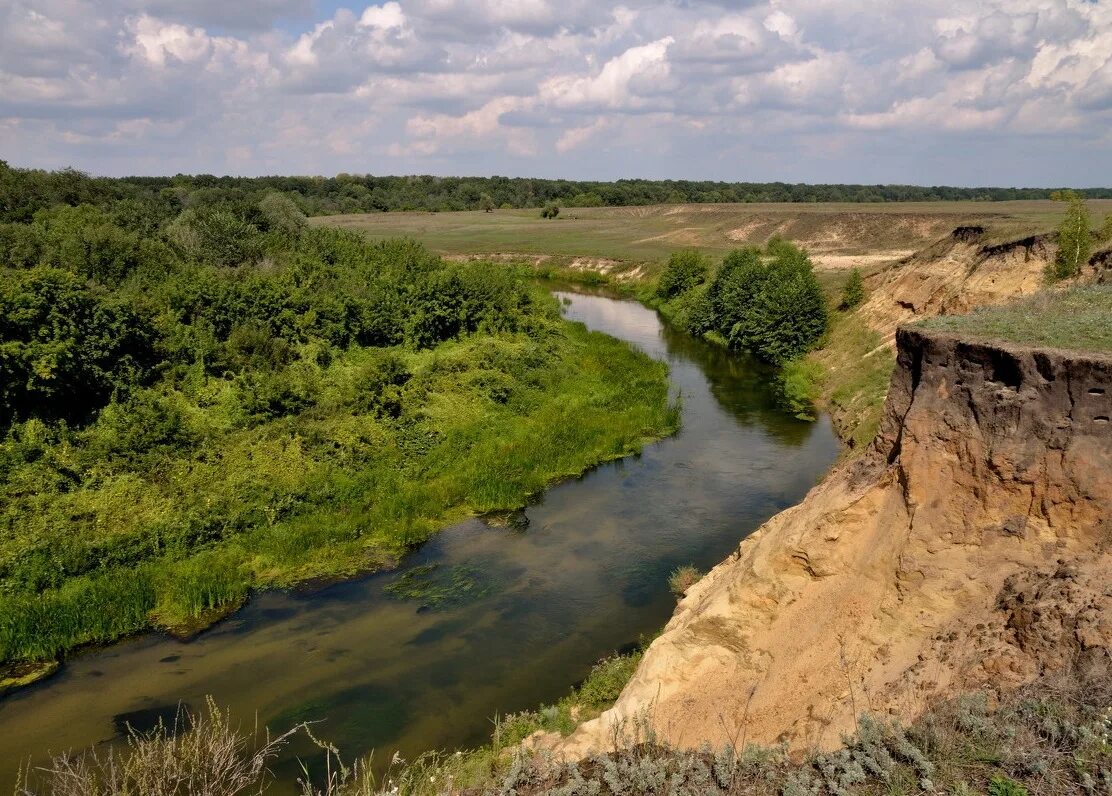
[1,0,1111,184]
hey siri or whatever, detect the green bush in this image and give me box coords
[1050,190,1092,281]
[840,268,866,309]
[656,249,709,299]
[0,267,156,423]
[711,242,827,364]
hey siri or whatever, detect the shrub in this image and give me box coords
[540,202,560,219]
[656,250,709,299]
[668,565,703,597]
[730,244,828,364]
[167,208,264,267]
[1050,190,1092,281]
[0,267,156,423]
[258,192,308,237]
[778,357,824,419]
[840,268,866,310]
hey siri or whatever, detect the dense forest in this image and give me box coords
[0,165,677,669]
[4,161,1110,220]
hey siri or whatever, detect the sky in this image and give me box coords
[2,0,1111,185]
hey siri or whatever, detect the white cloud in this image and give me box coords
[540,37,674,110]
[360,2,406,29]
[2,0,1110,184]
[555,116,611,152]
[123,15,213,67]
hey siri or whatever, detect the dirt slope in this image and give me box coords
[554,329,1112,757]
[859,228,1111,342]
[858,228,1051,342]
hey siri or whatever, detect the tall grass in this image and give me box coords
[0,570,156,663]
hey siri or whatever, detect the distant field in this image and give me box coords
[313,201,1112,267]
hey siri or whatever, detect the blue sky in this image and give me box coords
[2,0,1111,185]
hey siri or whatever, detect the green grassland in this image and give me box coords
[917,285,1112,353]
[315,200,1111,264]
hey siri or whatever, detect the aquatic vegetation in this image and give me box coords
[383,564,494,610]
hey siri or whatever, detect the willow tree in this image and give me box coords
[1051,190,1092,280]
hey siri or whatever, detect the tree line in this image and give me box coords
[4,160,1111,221]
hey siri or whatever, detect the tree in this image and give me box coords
[706,247,763,332]
[0,267,155,422]
[656,250,709,299]
[840,268,866,310]
[1051,190,1092,280]
[707,242,827,364]
[258,192,307,237]
[540,202,560,219]
[478,193,495,213]
[735,251,828,364]
[167,208,263,267]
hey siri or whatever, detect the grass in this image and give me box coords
[810,307,896,450]
[0,307,679,667]
[314,201,1108,265]
[19,659,1112,795]
[667,565,703,597]
[915,285,1112,353]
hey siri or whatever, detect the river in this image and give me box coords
[0,290,840,788]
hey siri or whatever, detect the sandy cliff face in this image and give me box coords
[859,229,1053,341]
[556,329,1112,757]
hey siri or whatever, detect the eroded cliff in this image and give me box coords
[556,328,1112,757]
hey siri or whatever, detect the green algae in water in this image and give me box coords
[384,564,494,609]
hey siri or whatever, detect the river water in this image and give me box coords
[0,291,839,787]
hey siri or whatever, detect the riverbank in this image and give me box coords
[0,290,839,790]
[0,289,679,679]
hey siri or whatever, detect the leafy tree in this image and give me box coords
[701,242,827,364]
[656,250,709,299]
[540,202,560,219]
[734,249,828,364]
[1099,213,1112,244]
[840,268,866,310]
[0,267,156,422]
[478,193,495,213]
[167,208,263,267]
[706,247,763,331]
[32,205,145,284]
[567,192,603,208]
[258,192,307,237]
[1051,190,1092,280]
[0,222,42,268]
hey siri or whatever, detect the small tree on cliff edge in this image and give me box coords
[1051,190,1092,281]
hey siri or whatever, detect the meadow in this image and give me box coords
[917,284,1112,352]
[314,200,1112,266]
